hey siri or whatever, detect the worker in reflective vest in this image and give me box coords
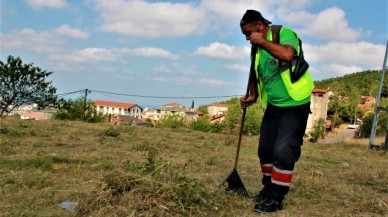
[240,9,314,214]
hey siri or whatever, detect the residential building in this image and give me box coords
[119,115,149,127]
[160,102,188,117]
[142,109,161,122]
[93,100,142,119]
[208,103,228,117]
[358,96,376,111]
[20,111,51,120]
[306,88,333,133]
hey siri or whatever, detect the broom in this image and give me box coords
[220,46,258,197]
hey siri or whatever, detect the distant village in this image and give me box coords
[8,88,376,134]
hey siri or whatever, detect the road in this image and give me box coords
[321,128,357,144]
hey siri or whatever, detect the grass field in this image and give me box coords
[0,118,387,216]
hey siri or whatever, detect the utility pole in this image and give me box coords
[83,89,89,119]
[369,42,388,150]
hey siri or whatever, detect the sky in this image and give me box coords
[1,0,387,109]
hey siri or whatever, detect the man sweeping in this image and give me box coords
[239,9,314,213]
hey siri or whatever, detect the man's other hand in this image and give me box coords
[240,95,256,109]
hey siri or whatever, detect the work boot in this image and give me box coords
[253,198,283,213]
[251,187,269,204]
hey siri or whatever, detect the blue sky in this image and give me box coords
[1,0,387,109]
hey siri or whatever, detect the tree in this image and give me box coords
[348,85,361,124]
[327,94,343,127]
[308,118,326,142]
[225,97,263,135]
[197,105,208,114]
[54,97,104,123]
[0,55,56,116]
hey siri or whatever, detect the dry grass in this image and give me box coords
[0,118,387,217]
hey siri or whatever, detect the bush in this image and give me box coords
[190,117,211,132]
[105,126,120,137]
[358,111,374,138]
[210,122,224,133]
[155,114,184,129]
[308,118,326,143]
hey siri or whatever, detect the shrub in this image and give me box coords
[308,118,326,143]
[155,114,184,129]
[105,126,120,137]
[210,121,224,133]
[190,117,211,132]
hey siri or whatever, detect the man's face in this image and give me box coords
[241,21,261,40]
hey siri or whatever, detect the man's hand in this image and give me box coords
[240,95,256,109]
[249,32,266,47]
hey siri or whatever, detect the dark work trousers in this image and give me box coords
[258,101,310,202]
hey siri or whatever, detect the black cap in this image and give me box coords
[240,9,271,26]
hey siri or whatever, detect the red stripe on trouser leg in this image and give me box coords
[261,164,273,176]
[272,167,293,186]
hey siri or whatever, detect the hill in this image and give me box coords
[0,118,387,216]
[314,70,388,97]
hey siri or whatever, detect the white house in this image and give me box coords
[93,100,143,119]
[208,103,228,117]
[142,109,161,122]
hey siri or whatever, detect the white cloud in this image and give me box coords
[153,63,197,75]
[199,79,234,88]
[49,46,179,65]
[55,24,89,39]
[194,42,246,60]
[94,0,206,37]
[322,63,363,76]
[0,28,64,53]
[276,7,315,26]
[304,41,385,69]
[299,7,360,41]
[172,77,194,85]
[25,0,68,9]
[225,63,249,72]
[303,41,385,80]
[122,47,179,60]
[115,70,134,80]
[200,0,271,24]
[152,77,168,82]
[50,48,118,63]
[154,65,174,73]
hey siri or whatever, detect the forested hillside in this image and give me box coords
[314,70,388,137]
[314,70,388,97]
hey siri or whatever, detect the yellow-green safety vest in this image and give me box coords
[254,29,314,108]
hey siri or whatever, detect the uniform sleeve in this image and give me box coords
[279,28,298,51]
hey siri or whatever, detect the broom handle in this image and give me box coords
[234,46,256,169]
[233,106,247,169]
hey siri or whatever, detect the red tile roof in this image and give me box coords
[163,102,182,106]
[193,110,205,116]
[312,88,330,93]
[93,100,137,108]
[22,112,50,120]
